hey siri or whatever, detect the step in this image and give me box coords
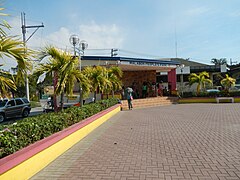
[121,97,178,110]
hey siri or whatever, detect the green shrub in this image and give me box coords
[0,98,118,159]
[182,91,240,98]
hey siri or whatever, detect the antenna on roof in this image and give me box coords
[174,24,178,58]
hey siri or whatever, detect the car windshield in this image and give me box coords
[0,100,8,107]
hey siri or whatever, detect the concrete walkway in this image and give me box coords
[31,104,240,180]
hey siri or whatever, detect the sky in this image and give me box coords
[2,0,240,70]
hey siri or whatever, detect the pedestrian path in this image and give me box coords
[32,104,240,180]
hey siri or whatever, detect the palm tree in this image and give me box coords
[0,7,32,90]
[107,66,122,97]
[36,46,90,111]
[0,36,32,85]
[211,58,227,66]
[0,67,17,97]
[188,71,212,95]
[221,74,236,93]
[83,66,110,102]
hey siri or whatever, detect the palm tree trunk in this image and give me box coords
[94,91,97,103]
[53,71,58,112]
[112,90,114,98]
[60,92,64,111]
[197,84,201,95]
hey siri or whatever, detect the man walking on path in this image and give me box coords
[126,87,133,110]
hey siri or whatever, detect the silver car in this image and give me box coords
[0,98,31,122]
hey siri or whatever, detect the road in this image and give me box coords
[0,107,44,125]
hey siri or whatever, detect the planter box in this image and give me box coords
[0,104,121,180]
[179,97,240,103]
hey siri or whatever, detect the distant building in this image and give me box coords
[157,58,227,93]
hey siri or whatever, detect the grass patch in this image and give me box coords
[30,101,41,108]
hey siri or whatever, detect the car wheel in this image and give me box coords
[22,109,29,117]
[0,113,5,122]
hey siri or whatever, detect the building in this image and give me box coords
[81,56,180,98]
[157,58,227,93]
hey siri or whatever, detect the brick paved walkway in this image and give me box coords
[31,104,240,180]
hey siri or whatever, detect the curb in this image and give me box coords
[0,104,121,180]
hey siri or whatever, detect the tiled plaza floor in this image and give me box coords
[31,104,240,180]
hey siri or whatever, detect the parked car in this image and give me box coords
[206,89,220,93]
[0,98,31,122]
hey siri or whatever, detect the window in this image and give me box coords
[22,98,29,104]
[7,100,15,106]
[16,99,24,105]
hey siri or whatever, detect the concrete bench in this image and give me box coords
[216,97,234,103]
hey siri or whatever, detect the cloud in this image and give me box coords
[78,21,124,49]
[229,11,240,17]
[1,18,124,70]
[5,16,124,50]
[42,21,124,50]
[185,6,209,16]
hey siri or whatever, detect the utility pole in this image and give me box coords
[111,49,118,57]
[21,12,44,101]
[230,58,237,66]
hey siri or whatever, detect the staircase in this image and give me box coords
[121,96,178,110]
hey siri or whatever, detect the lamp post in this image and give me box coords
[69,35,80,57]
[79,40,88,56]
[179,64,185,97]
[69,35,88,107]
[78,40,88,106]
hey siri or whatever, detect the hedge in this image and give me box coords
[182,91,240,98]
[0,98,119,159]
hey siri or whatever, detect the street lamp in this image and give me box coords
[78,40,88,106]
[69,35,80,56]
[179,64,185,97]
[69,35,88,107]
[79,40,88,56]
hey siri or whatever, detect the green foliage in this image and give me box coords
[0,6,34,94]
[188,71,212,95]
[30,101,41,108]
[220,74,236,93]
[82,66,122,100]
[35,46,91,110]
[211,58,227,65]
[182,90,240,98]
[0,69,16,97]
[0,98,118,159]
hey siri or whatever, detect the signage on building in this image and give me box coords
[121,61,175,67]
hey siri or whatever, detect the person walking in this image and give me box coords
[126,87,133,110]
[142,83,147,98]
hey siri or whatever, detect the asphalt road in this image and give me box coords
[0,107,44,125]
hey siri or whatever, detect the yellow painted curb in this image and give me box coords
[1,105,120,180]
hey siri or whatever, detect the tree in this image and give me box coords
[107,66,122,97]
[0,68,16,97]
[82,66,123,100]
[211,58,227,66]
[220,74,236,93]
[188,71,212,95]
[36,46,90,111]
[0,7,32,95]
[83,66,109,102]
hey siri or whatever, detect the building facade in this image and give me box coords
[81,56,180,98]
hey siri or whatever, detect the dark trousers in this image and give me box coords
[127,99,133,109]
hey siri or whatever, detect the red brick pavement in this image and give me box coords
[31,104,240,180]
